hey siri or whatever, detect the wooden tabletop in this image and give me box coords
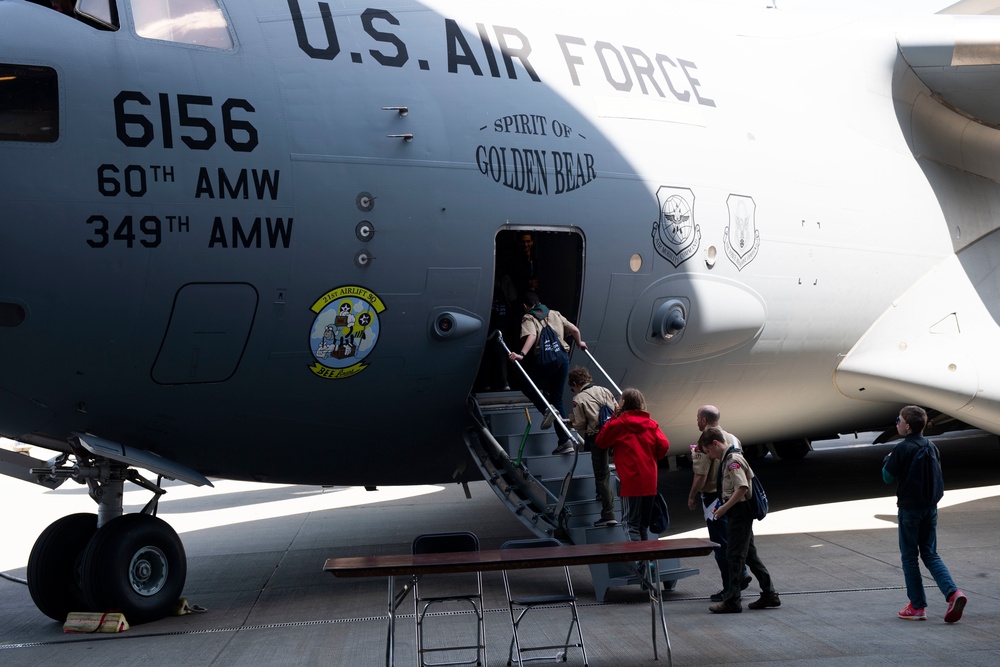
[324,538,717,577]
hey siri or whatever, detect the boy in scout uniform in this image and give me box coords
[697,426,780,614]
[688,406,750,602]
[568,366,618,527]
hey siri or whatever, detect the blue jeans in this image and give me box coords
[898,507,957,608]
[524,357,569,439]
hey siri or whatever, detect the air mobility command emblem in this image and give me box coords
[652,186,700,267]
[724,194,760,271]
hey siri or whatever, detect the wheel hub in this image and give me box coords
[129,546,168,596]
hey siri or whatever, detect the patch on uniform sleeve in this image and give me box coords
[727,462,742,471]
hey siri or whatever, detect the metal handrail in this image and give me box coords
[492,331,583,449]
[491,331,583,534]
[579,347,622,398]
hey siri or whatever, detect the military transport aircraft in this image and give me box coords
[1,0,997,623]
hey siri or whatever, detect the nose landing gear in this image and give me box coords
[26,434,209,624]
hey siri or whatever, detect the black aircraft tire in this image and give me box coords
[27,513,99,622]
[81,514,187,625]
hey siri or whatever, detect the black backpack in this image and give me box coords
[750,473,768,521]
[597,403,614,431]
[648,493,671,534]
[536,321,568,368]
[582,388,615,451]
[906,442,944,506]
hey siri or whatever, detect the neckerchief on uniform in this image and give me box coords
[527,304,550,321]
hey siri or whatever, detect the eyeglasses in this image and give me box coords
[895,417,901,424]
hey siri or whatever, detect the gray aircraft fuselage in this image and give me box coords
[1,0,999,486]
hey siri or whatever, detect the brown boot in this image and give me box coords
[748,592,781,610]
[709,600,742,614]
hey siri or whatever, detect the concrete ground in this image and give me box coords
[0,430,997,666]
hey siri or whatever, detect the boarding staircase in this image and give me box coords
[464,337,698,601]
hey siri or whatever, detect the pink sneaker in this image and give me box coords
[944,590,967,623]
[898,602,927,621]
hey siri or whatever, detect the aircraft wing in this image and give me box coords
[835,8,1000,434]
[938,0,1000,14]
[900,10,1000,125]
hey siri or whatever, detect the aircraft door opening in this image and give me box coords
[475,228,584,394]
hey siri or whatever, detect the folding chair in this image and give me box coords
[411,531,488,667]
[501,538,589,666]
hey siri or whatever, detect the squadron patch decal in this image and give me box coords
[723,194,760,271]
[308,286,385,379]
[652,186,700,267]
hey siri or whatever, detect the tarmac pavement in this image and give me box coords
[1,431,998,666]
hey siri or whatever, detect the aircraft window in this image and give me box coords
[77,0,120,30]
[25,1,120,31]
[130,0,233,49]
[25,0,72,14]
[0,65,58,143]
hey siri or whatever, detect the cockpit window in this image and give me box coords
[0,65,58,143]
[129,0,233,49]
[25,1,120,30]
[77,0,120,30]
